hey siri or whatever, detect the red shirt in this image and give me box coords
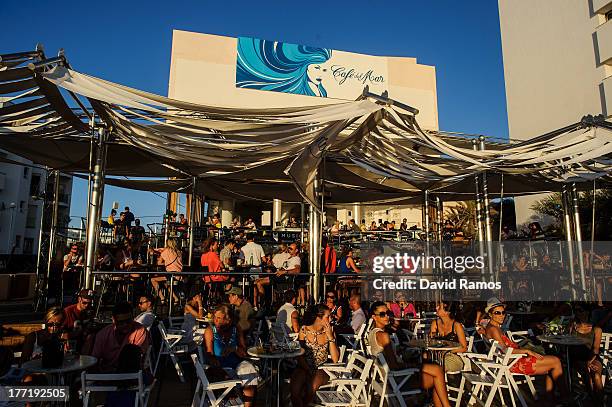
[200,251,226,282]
[63,304,83,331]
[91,321,149,373]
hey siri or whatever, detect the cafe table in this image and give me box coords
[406,339,461,370]
[247,346,304,407]
[22,355,98,385]
[537,334,588,389]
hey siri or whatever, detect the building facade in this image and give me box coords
[168,30,439,228]
[0,151,72,256]
[498,0,612,226]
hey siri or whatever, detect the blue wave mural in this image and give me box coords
[236,37,332,97]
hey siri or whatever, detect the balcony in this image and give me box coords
[597,19,612,66]
[603,75,612,117]
[593,0,612,15]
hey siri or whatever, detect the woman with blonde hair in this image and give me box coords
[21,307,66,363]
[150,238,182,305]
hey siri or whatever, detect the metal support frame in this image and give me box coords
[571,182,587,299]
[308,204,321,302]
[561,186,577,300]
[187,176,197,267]
[84,128,108,289]
[45,169,60,305]
[436,196,443,242]
[472,140,485,280]
[35,169,48,279]
[479,136,494,279]
[300,202,305,245]
[423,190,430,242]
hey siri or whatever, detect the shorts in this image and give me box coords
[231,360,260,386]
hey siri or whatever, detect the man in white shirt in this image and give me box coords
[276,289,299,333]
[348,294,366,333]
[272,244,291,269]
[241,234,266,267]
[275,242,301,278]
[134,294,156,330]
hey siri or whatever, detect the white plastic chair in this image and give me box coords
[315,353,374,406]
[371,353,421,407]
[340,322,367,351]
[445,335,474,407]
[154,321,190,382]
[191,354,244,407]
[80,370,153,407]
[600,332,611,385]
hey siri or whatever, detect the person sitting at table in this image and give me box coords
[243,217,256,230]
[287,216,299,228]
[336,247,361,288]
[290,304,340,407]
[63,289,94,337]
[368,301,452,407]
[484,297,568,404]
[114,240,135,271]
[21,307,66,363]
[230,217,241,229]
[389,292,417,319]
[201,238,229,298]
[348,294,366,333]
[179,292,205,349]
[150,238,182,305]
[91,302,150,373]
[277,289,300,334]
[429,301,467,372]
[203,305,258,407]
[226,286,255,334]
[219,239,236,270]
[134,295,156,331]
[251,243,288,307]
[570,304,604,404]
[324,290,343,326]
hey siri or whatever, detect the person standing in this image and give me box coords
[123,206,135,228]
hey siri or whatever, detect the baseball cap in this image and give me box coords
[78,289,95,300]
[225,286,242,296]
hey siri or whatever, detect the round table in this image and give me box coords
[406,339,461,369]
[247,347,304,407]
[537,335,589,389]
[22,355,97,384]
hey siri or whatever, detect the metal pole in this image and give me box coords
[562,186,576,300]
[35,169,47,282]
[472,140,485,281]
[300,202,305,245]
[423,190,430,242]
[273,199,282,230]
[188,177,197,267]
[571,182,587,299]
[45,170,60,301]
[309,203,321,302]
[436,196,443,242]
[498,174,504,279]
[479,136,494,280]
[590,180,596,296]
[84,128,108,289]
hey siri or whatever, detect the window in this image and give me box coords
[23,238,34,254]
[26,205,37,228]
[606,10,612,21]
[29,174,41,196]
[23,167,29,179]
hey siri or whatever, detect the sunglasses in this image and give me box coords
[46,322,63,327]
[492,310,506,316]
[375,311,393,318]
[138,300,150,304]
[326,295,335,299]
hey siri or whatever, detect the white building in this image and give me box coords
[0,151,72,256]
[498,0,612,226]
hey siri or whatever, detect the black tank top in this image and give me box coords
[433,319,459,342]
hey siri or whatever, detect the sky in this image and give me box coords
[3,0,509,225]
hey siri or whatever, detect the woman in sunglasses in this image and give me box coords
[21,307,66,363]
[429,301,467,372]
[368,301,452,407]
[290,304,340,407]
[324,291,343,325]
[484,297,567,403]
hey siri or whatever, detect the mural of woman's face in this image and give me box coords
[307,62,328,83]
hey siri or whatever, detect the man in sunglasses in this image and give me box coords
[91,301,149,373]
[63,289,94,333]
[134,295,156,331]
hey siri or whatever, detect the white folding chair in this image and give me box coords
[463,343,529,407]
[80,370,153,407]
[445,335,473,407]
[600,332,611,386]
[168,316,186,330]
[315,353,374,406]
[154,321,190,382]
[340,322,367,351]
[371,353,421,407]
[191,354,243,407]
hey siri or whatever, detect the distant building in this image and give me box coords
[498,0,612,226]
[0,151,72,256]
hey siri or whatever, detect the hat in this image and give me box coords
[226,286,242,296]
[485,297,506,314]
[78,289,95,300]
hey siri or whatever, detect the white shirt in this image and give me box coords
[350,308,366,333]
[285,255,301,271]
[277,302,297,332]
[241,241,266,266]
[134,311,156,330]
[272,252,291,269]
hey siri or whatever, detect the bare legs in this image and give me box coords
[533,355,567,403]
[290,368,328,407]
[421,363,451,407]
